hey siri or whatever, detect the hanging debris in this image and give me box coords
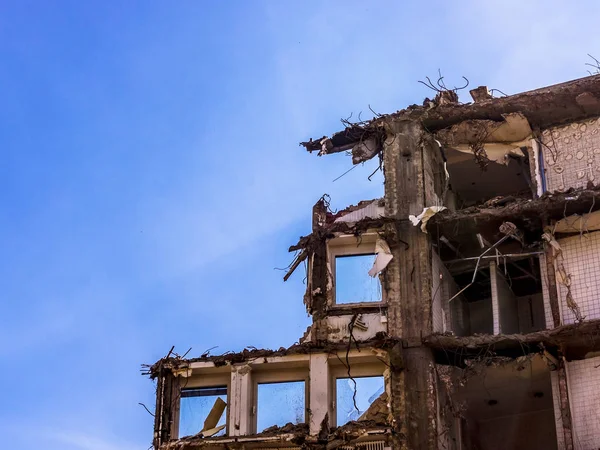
[409,206,447,232]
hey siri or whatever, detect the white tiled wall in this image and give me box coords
[566,357,600,449]
[556,232,600,324]
[490,262,500,335]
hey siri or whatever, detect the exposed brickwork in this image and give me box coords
[358,392,389,423]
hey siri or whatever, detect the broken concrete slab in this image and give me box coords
[550,209,600,234]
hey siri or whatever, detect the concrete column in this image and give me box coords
[559,361,575,450]
[490,262,501,335]
[229,364,252,436]
[153,369,180,448]
[309,353,330,435]
[383,119,439,449]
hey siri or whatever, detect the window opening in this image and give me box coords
[335,254,381,304]
[437,232,545,337]
[257,380,305,432]
[443,145,533,208]
[179,386,227,438]
[336,375,385,426]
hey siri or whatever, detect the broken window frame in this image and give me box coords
[328,355,387,427]
[175,372,231,439]
[252,368,310,434]
[179,386,227,438]
[328,233,386,307]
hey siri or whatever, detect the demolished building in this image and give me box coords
[145,74,600,450]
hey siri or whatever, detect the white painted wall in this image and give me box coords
[309,354,329,435]
[230,364,253,436]
[490,262,519,334]
[324,313,387,343]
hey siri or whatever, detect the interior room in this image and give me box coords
[452,355,557,450]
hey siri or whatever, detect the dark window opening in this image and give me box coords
[439,240,544,337]
[444,147,533,209]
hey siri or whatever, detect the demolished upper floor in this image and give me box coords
[301,74,600,162]
[301,74,600,208]
[290,74,600,344]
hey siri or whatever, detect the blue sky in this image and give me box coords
[1,1,600,449]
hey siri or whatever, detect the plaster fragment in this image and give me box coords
[409,206,447,232]
[368,238,394,277]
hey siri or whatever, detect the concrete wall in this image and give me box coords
[432,251,445,334]
[476,410,558,450]
[491,263,519,334]
[566,356,600,449]
[450,293,470,337]
[436,374,459,450]
[541,117,600,192]
[517,293,545,333]
[324,313,387,343]
[469,299,493,335]
[550,371,566,450]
